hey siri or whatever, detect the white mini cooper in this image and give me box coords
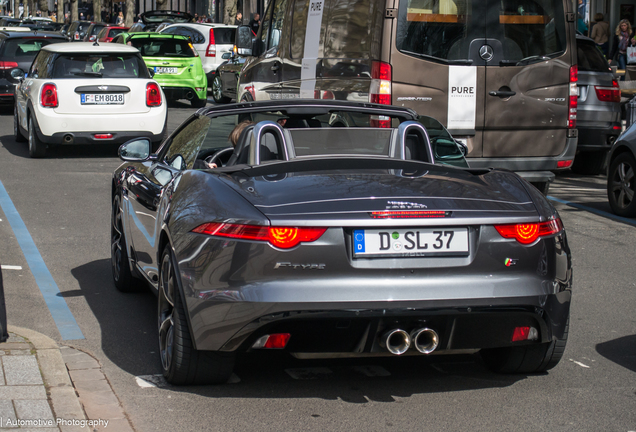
[13,42,168,158]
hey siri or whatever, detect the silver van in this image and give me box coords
[235,0,578,192]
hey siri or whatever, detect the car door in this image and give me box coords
[220,55,246,98]
[124,115,212,282]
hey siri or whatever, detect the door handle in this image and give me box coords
[271,63,280,72]
[489,90,516,98]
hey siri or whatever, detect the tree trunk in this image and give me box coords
[156,0,169,11]
[224,0,238,24]
[37,0,48,15]
[124,0,135,26]
[70,0,78,22]
[93,0,101,23]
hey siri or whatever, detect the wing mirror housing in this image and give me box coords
[235,25,253,56]
[119,138,152,161]
[147,67,155,78]
[9,68,25,83]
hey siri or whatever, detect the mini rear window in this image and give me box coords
[577,40,610,72]
[213,28,235,45]
[130,38,196,57]
[51,53,148,78]
[0,39,62,60]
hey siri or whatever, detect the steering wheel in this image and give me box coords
[205,147,235,168]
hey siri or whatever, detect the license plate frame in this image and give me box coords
[352,227,469,258]
[80,93,124,105]
[154,67,178,74]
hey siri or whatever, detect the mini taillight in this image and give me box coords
[494,219,563,245]
[252,333,291,349]
[568,65,578,128]
[595,80,621,103]
[206,28,216,57]
[40,83,58,107]
[191,223,327,249]
[146,82,162,107]
[0,61,18,69]
[370,210,450,219]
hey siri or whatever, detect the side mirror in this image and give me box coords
[235,25,253,56]
[9,68,25,82]
[147,67,155,78]
[119,138,151,161]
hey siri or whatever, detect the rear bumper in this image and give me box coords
[577,123,621,151]
[162,86,206,101]
[38,129,164,145]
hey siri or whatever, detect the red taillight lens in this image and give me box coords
[512,326,530,342]
[0,61,18,69]
[94,134,113,139]
[370,210,450,219]
[557,159,573,168]
[370,61,391,105]
[146,82,162,107]
[595,80,621,103]
[568,65,578,128]
[192,223,327,249]
[252,333,291,349]
[40,83,58,107]
[494,219,563,245]
[206,28,216,57]
[371,61,391,81]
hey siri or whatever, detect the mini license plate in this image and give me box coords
[353,228,469,257]
[154,67,177,74]
[81,93,124,105]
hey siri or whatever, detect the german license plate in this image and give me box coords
[81,93,124,105]
[154,67,177,74]
[353,227,469,257]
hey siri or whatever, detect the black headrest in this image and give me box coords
[226,125,254,166]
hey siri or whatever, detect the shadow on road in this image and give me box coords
[1,133,122,159]
[70,261,528,402]
[596,335,636,373]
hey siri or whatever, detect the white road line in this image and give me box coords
[0,265,22,270]
[569,359,591,368]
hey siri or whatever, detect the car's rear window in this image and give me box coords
[577,40,610,72]
[51,53,148,78]
[0,38,63,61]
[107,28,126,38]
[90,25,105,35]
[213,28,235,45]
[130,38,196,57]
[396,0,567,64]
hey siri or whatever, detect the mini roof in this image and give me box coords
[42,42,141,53]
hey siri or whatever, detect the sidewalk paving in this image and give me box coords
[0,326,134,431]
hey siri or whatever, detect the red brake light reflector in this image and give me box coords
[512,327,530,342]
[0,61,18,69]
[146,82,162,107]
[263,333,291,349]
[494,219,563,245]
[370,210,449,219]
[557,159,573,168]
[40,83,58,107]
[191,223,327,249]
[94,134,113,139]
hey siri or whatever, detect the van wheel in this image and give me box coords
[14,104,26,142]
[28,116,46,158]
[571,151,606,175]
[531,182,550,195]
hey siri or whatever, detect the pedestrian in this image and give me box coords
[249,13,260,35]
[590,13,610,56]
[115,11,124,25]
[235,12,243,25]
[609,19,636,76]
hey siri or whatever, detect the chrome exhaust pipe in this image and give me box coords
[410,328,439,354]
[380,329,411,355]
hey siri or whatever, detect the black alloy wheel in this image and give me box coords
[111,194,138,292]
[607,152,636,217]
[212,75,231,103]
[14,104,26,142]
[158,245,235,385]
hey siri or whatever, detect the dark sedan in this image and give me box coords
[111,100,572,385]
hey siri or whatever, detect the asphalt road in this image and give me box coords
[0,102,635,432]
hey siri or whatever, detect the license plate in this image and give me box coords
[353,227,469,257]
[81,93,124,105]
[154,67,178,74]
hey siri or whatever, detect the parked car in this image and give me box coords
[120,33,208,107]
[211,49,246,103]
[66,20,92,42]
[82,22,110,42]
[12,42,168,157]
[0,18,22,27]
[111,99,572,385]
[573,34,621,175]
[0,30,66,104]
[606,125,636,217]
[234,0,579,195]
[159,23,236,88]
[95,26,129,43]
[128,10,192,33]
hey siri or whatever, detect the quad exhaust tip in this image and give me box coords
[410,328,439,354]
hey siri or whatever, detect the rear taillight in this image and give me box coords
[252,333,291,349]
[206,28,216,57]
[568,65,577,128]
[192,223,327,249]
[494,218,563,245]
[40,83,58,107]
[595,79,621,103]
[512,326,539,342]
[146,82,162,107]
[0,61,18,69]
[370,61,392,127]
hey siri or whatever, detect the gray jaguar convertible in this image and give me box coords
[110,100,572,385]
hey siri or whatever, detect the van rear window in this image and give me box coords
[396,0,567,65]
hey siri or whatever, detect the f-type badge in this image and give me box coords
[479,45,494,62]
[504,258,518,267]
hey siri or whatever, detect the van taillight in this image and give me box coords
[40,83,58,107]
[568,65,577,128]
[370,61,392,127]
[146,83,162,106]
[206,28,216,57]
[595,79,621,103]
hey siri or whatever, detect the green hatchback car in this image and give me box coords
[124,33,208,108]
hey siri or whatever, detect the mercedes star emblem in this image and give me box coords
[479,45,494,62]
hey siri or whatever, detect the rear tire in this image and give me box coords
[191,95,207,108]
[571,151,606,175]
[607,151,636,217]
[28,116,46,158]
[158,245,235,385]
[481,317,569,374]
[212,75,231,104]
[14,104,26,142]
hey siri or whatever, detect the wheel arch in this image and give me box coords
[608,142,636,167]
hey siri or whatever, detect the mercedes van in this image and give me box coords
[234,0,578,192]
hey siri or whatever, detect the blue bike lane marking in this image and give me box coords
[0,179,84,340]
[547,195,636,227]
